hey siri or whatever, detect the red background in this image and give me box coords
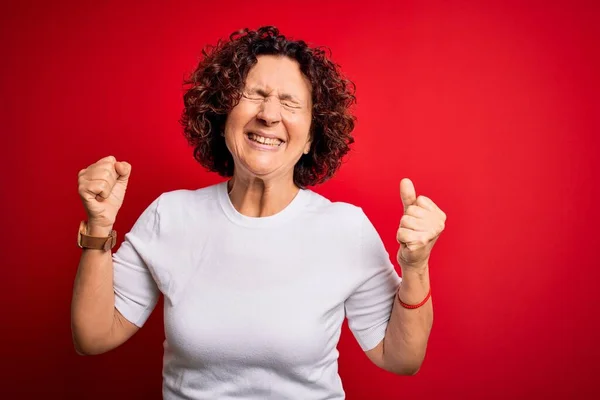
[2,0,599,399]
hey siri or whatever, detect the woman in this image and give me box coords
[71,26,446,399]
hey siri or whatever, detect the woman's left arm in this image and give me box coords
[366,178,446,375]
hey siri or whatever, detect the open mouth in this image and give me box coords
[247,132,284,147]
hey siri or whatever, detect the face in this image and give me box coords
[223,55,313,182]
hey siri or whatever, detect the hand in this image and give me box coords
[77,155,132,231]
[396,178,446,270]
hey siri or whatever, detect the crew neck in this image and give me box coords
[216,181,310,228]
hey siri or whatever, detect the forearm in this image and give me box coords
[70,226,116,353]
[382,263,433,375]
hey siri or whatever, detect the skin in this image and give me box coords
[367,178,445,375]
[72,156,139,355]
[72,54,446,378]
[224,55,312,217]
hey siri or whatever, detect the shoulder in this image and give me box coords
[303,189,368,231]
[155,182,221,211]
[141,182,224,233]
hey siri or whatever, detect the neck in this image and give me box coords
[227,173,300,218]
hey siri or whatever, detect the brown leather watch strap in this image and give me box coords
[77,221,117,251]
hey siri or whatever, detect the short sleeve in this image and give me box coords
[345,211,402,351]
[112,196,162,328]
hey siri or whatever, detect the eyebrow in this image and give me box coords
[246,87,302,104]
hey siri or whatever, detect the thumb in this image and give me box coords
[400,178,416,212]
[115,161,132,181]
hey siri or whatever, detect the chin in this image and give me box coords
[241,160,282,178]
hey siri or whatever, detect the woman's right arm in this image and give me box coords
[71,225,139,355]
[71,156,138,355]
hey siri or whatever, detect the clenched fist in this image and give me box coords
[77,155,131,233]
[396,178,446,270]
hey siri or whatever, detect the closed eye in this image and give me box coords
[282,101,301,109]
[242,93,262,101]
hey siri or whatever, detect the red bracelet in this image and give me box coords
[397,287,431,309]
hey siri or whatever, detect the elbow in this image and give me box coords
[381,343,428,376]
[384,360,422,376]
[73,339,110,356]
[72,327,88,355]
[74,348,89,356]
[383,355,424,376]
[72,328,92,356]
[390,364,422,376]
[72,333,110,356]
[72,338,95,356]
[71,319,114,356]
[73,340,87,356]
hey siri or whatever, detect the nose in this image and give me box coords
[256,98,281,126]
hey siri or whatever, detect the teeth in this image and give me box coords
[248,133,283,146]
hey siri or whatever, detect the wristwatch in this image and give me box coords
[77,220,117,251]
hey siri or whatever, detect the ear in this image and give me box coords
[303,139,311,154]
[304,126,313,154]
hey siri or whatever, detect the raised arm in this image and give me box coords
[366,178,445,374]
[71,156,139,355]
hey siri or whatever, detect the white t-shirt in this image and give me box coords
[113,181,402,399]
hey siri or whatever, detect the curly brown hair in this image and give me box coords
[180,26,356,187]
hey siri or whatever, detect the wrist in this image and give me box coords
[397,282,430,309]
[86,222,114,237]
[401,262,429,278]
[78,220,117,251]
[397,284,432,309]
[398,264,430,303]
